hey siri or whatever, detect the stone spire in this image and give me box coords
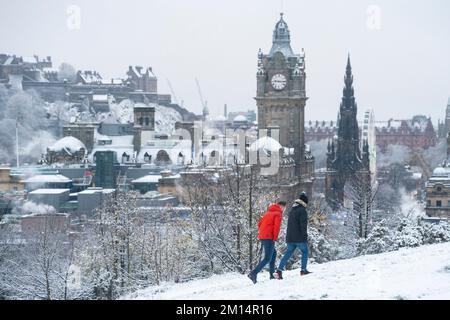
[269,13,294,57]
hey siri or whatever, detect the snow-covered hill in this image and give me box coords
[109,99,182,133]
[125,242,450,300]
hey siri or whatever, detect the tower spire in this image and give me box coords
[269,13,293,57]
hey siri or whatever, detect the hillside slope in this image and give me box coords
[125,243,450,300]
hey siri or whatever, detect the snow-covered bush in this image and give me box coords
[357,220,394,255]
[393,218,423,249]
[420,221,450,244]
[308,226,339,263]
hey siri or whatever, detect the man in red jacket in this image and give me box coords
[248,200,286,284]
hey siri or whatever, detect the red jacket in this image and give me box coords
[258,204,283,241]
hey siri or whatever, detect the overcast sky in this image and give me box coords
[1,0,449,123]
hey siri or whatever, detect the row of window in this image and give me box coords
[138,117,152,126]
[427,199,450,207]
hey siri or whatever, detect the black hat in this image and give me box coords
[299,191,308,204]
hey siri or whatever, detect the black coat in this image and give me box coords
[286,200,308,243]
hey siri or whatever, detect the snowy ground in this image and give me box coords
[125,243,450,300]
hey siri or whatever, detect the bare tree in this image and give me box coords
[0,213,80,300]
[343,172,379,239]
[181,164,280,274]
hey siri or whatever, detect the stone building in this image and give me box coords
[21,212,70,237]
[63,123,96,153]
[133,103,156,152]
[425,166,450,219]
[425,133,450,219]
[305,116,437,152]
[46,136,87,164]
[375,116,437,152]
[325,56,371,209]
[437,97,450,139]
[127,66,157,93]
[0,167,24,192]
[255,13,314,198]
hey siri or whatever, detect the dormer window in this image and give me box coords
[122,152,130,163]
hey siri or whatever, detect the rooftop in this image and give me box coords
[23,174,72,184]
[29,188,70,194]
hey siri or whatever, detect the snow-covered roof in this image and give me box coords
[432,167,450,178]
[100,78,123,85]
[89,135,134,162]
[42,67,58,73]
[48,136,86,154]
[93,94,108,102]
[22,56,37,63]
[29,188,70,194]
[215,115,227,122]
[233,115,247,122]
[131,175,162,184]
[78,71,102,84]
[137,139,192,163]
[134,102,158,109]
[78,188,115,195]
[249,136,283,152]
[24,174,72,184]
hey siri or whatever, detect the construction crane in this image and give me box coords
[166,79,179,105]
[195,77,207,111]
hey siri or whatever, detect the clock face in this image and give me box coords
[271,74,287,90]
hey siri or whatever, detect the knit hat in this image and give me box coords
[299,191,308,204]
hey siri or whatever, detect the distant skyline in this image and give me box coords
[1,0,450,123]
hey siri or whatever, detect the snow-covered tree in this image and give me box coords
[420,221,450,245]
[0,212,82,300]
[181,164,281,274]
[393,218,423,249]
[58,63,77,82]
[357,220,394,255]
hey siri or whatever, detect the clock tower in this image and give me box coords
[255,13,309,179]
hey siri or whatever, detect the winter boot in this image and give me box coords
[247,272,257,284]
[300,270,312,276]
[274,269,283,280]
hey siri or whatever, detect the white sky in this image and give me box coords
[1,0,449,123]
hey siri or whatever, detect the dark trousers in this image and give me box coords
[251,239,276,276]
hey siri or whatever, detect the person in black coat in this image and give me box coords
[275,192,311,279]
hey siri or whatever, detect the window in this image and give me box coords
[436,200,442,207]
[145,117,150,126]
[122,152,130,163]
[138,117,144,125]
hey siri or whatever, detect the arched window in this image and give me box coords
[208,150,221,166]
[155,150,171,165]
[145,117,150,126]
[122,152,130,163]
[138,117,144,125]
